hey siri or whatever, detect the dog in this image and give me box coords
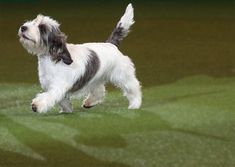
[18,3,142,113]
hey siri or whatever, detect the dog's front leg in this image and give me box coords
[31,87,67,113]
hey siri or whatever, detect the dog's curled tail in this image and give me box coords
[106,3,135,47]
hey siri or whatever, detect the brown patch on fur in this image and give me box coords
[70,50,100,92]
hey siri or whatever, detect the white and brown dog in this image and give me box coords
[18,4,142,113]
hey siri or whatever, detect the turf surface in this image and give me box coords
[0,75,235,167]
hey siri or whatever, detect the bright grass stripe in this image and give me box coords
[0,127,44,160]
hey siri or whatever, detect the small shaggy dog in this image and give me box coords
[18,3,142,113]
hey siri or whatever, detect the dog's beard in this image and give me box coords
[19,35,46,55]
[21,34,36,43]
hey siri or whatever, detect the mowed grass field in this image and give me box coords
[0,1,235,167]
[0,75,235,167]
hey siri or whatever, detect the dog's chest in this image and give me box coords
[38,56,58,90]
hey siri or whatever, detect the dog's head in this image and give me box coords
[18,14,73,65]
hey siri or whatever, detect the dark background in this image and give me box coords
[0,0,234,87]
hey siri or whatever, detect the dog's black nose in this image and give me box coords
[21,26,28,32]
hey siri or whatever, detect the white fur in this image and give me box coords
[18,4,142,113]
[118,3,135,31]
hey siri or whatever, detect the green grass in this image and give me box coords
[0,75,235,167]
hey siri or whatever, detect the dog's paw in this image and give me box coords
[82,101,95,109]
[31,95,49,113]
[82,98,103,109]
[59,109,73,114]
[82,104,95,109]
[128,101,141,109]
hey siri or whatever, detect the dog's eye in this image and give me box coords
[38,24,47,34]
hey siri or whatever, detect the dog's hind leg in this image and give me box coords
[118,77,142,109]
[82,85,106,108]
[59,96,73,113]
[111,65,142,109]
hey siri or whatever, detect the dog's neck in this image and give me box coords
[37,52,53,65]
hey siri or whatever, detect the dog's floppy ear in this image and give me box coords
[48,30,73,65]
[39,24,49,45]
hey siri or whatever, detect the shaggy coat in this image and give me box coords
[18,4,142,113]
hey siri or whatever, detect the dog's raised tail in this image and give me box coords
[106,3,135,47]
